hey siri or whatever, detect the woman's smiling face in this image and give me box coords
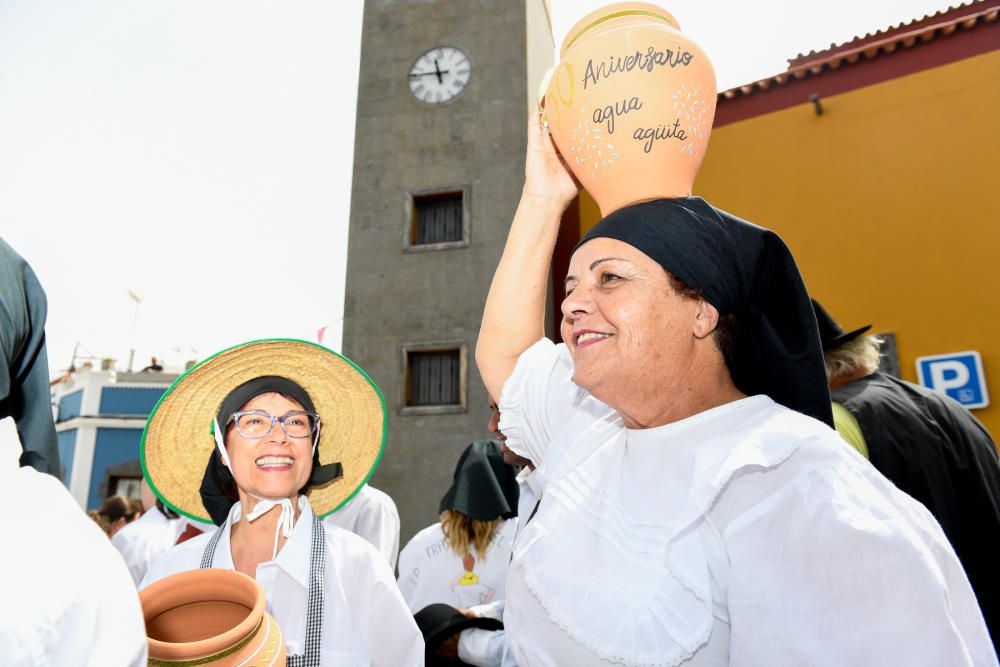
[224,392,314,502]
[561,237,706,408]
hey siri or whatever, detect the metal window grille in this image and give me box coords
[413,192,463,245]
[407,349,461,406]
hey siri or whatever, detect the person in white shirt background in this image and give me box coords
[488,398,538,529]
[398,439,519,613]
[140,339,423,666]
[431,399,554,666]
[89,494,140,538]
[323,482,401,570]
[111,478,185,585]
[452,406,536,667]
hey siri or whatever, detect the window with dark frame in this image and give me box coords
[406,349,461,406]
[411,190,464,245]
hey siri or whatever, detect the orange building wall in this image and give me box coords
[577,49,1000,435]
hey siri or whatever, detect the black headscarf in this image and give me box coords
[0,237,60,475]
[577,197,833,427]
[439,440,520,520]
[199,375,343,525]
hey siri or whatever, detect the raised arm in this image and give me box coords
[476,112,578,400]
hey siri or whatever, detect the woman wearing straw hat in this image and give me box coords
[472,110,996,664]
[141,339,423,666]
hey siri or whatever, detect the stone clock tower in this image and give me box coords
[343,0,553,540]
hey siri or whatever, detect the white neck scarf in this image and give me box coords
[244,496,295,560]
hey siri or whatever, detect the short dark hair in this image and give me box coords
[98,495,135,523]
[666,271,737,372]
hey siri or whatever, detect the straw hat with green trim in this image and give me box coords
[141,339,386,522]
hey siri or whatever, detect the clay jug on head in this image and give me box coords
[140,569,286,666]
[540,2,717,217]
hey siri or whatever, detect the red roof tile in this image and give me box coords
[719,0,1000,103]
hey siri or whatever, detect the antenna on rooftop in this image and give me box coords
[127,289,143,373]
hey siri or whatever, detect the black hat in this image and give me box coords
[578,197,834,427]
[811,299,872,351]
[439,440,520,520]
[414,603,503,663]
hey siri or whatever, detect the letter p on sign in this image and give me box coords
[916,351,989,409]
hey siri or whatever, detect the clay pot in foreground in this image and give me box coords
[540,2,718,216]
[139,568,286,666]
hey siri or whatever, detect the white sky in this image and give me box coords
[0,0,955,385]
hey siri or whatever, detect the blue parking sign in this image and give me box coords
[916,351,989,409]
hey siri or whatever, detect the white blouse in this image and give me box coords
[142,496,423,666]
[498,339,996,667]
[322,484,401,569]
[1,466,147,667]
[111,505,183,585]
[398,518,516,613]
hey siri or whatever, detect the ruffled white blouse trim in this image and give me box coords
[501,342,803,665]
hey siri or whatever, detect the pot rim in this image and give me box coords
[140,569,266,659]
[561,2,680,57]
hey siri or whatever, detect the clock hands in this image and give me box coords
[433,59,443,84]
[408,69,451,79]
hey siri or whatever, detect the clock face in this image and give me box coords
[408,46,471,104]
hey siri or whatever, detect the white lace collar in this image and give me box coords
[511,395,801,666]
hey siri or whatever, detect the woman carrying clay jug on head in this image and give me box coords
[141,339,424,666]
[475,3,996,666]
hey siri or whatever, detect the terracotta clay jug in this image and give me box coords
[540,2,717,216]
[140,569,286,666]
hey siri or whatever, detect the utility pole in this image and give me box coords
[127,289,142,373]
[69,342,80,372]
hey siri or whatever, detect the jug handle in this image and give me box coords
[536,65,556,129]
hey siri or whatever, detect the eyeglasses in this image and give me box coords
[230,410,320,439]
